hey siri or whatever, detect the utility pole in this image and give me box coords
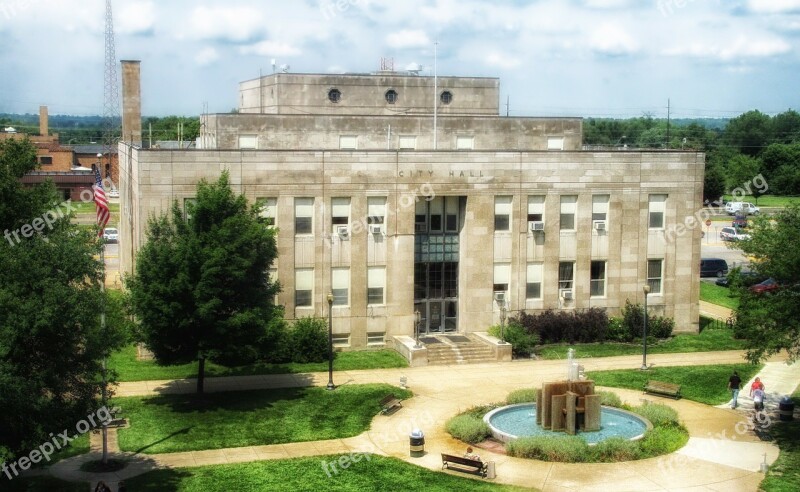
[506,95,510,117]
[666,98,671,149]
[433,40,438,150]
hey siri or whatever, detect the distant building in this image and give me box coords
[119,65,705,355]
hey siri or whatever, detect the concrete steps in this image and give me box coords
[423,336,497,365]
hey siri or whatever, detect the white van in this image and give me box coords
[725,202,760,215]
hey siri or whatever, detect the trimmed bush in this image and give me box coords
[590,437,640,462]
[506,388,538,405]
[511,308,610,345]
[488,322,539,357]
[507,435,589,462]
[289,317,330,363]
[597,391,623,408]
[638,426,689,457]
[632,403,680,428]
[445,414,491,444]
[648,316,675,339]
[620,300,674,342]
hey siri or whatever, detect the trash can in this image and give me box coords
[486,461,496,479]
[409,429,425,457]
[779,396,795,421]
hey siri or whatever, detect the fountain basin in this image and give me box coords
[484,403,652,445]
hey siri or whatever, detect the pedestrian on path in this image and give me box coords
[728,371,742,409]
[94,481,111,492]
[750,377,765,395]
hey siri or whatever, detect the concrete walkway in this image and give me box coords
[699,300,733,321]
[45,350,799,491]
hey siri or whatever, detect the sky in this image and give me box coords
[0,0,799,118]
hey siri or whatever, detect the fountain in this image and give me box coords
[484,349,652,445]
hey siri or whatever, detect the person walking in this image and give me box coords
[728,371,742,409]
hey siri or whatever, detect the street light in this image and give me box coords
[495,292,507,343]
[326,292,335,390]
[641,284,651,370]
[414,310,422,348]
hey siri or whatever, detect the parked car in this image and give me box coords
[720,226,751,242]
[108,189,120,198]
[102,227,118,243]
[725,201,760,215]
[749,278,779,294]
[716,271,766,287]
[732,213,748,229]
[700,258,729,278]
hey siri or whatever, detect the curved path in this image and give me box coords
[48,350,799,491]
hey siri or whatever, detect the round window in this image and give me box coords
[385,89,398,104]
[328,88,341,103]
[440,91,453,105]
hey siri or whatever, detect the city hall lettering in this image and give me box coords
[397,170,486,178]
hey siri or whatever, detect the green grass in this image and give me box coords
[46,432,89,464]
[700,282,740,310]
[117,384,412,454]
[0,476,86,491]
[759,386,800,491]
[124,455,527,491]
[70,200,120,214]
[108,345,408,382]
[536,324,745,360]
[587,363,762,405]
[722,195,800,208]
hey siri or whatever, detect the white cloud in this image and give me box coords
[583,0,633,8]
[239,41,301,57]
[194,47,219,66]
[747,0,800,14]
[185,6,265,42]
[386,29,431,49]
[588,24,639,56]
[117,1,155,35]
[483,52,521,69]
[663,36,791,60]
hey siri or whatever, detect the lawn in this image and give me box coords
[721,195,800,208]
[700,282,740,310]
[108,345,408,382]
[123,455,527,492]
[1,476,86,491]
[70,200,120,214]
[587,363,762,405]
[117,384,412,454]
[536,323,745,360]
[760,386,800,491]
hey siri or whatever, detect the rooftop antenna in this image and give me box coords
[271,59,276,73]
[380,57,394,72]
[433,40,438,150]
[102,0,119,175]
[280,64,290,73]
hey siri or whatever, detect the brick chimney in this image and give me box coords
[121,60,142,145]
[39,105,48,137]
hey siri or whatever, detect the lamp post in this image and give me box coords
[641,284,650,370]
[326,292,335,390]
[495,294,507,343]
[414,310,421,348]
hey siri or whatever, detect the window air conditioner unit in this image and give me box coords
[593,220,607,231]
[559,289,573,301]
[494,291,506,303]
[369,224,383,235]
[337,226,349,239]
[529,221,545,232]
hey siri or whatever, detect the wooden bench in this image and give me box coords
[441,453,488,478]
[644,380,681,399]
[379,394,402,414]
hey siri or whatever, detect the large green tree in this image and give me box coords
[0,139,125,464]
[128,172,280,393]
[734,205,800,362]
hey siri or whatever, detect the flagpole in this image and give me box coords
[100,241,108,465]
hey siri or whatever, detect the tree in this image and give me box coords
[725,153,761,195]
[0,139,125,464]
[128,172,279,394]
[734,205,800,362]
[724,110,772,157]
[760,143,800,195]
[703,162,726,202]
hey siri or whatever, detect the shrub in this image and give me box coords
[488,322,539,357]
[621,300,675,341]
[606,317,628,342]
[445,414,491,444]
[632,403,680,428]
[638,426,689,457]
[289,317,330,363]
[597,391,622,408]
[648,316,674,339]
[512,308,610,344]
[590,437,640,462]
[262,314,291,363]
[506,435,589,462]
[506,388,538,405]
[461,404,499,419]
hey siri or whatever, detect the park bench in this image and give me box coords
[441,453,488,478]
[379,394,402,414]
[643,380,682,399]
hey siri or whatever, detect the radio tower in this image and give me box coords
[101,0,119,187]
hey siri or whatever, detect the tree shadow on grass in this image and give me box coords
[134,426,194,455]
[137,385,310,414]
[118,468,191,492]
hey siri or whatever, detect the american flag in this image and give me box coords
[93,167,110,236]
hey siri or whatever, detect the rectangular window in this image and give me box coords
[415,200,428,233]
[526,263,543,300]
[39,156,53,165]
[183,198,197,222]
[456,136,474,150]
[331,268,349,306]
[331,198,350,235]
[339,135,357,150]
[527,195,545,222]
[592,195,609,222]
[294,198,313,235]
[295,269,313,307]
[367,196,386,226]
[547,137,564,151]
[367,267,385,305]
[445,196,459,232]
[590,261,606,297]
[256,197,277,227]
[332,334,350,347]
[649,194,667,229]
[560,195,577,231]
[494,196,512,232]
[367,332,385,345]
[493,263,510,297]
[398,135,417,150]
[558,262,574,290]
[429,197,443,232]
[238,135,257,149]
[647,259,663,294]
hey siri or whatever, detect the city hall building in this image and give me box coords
[118,61,704,355]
